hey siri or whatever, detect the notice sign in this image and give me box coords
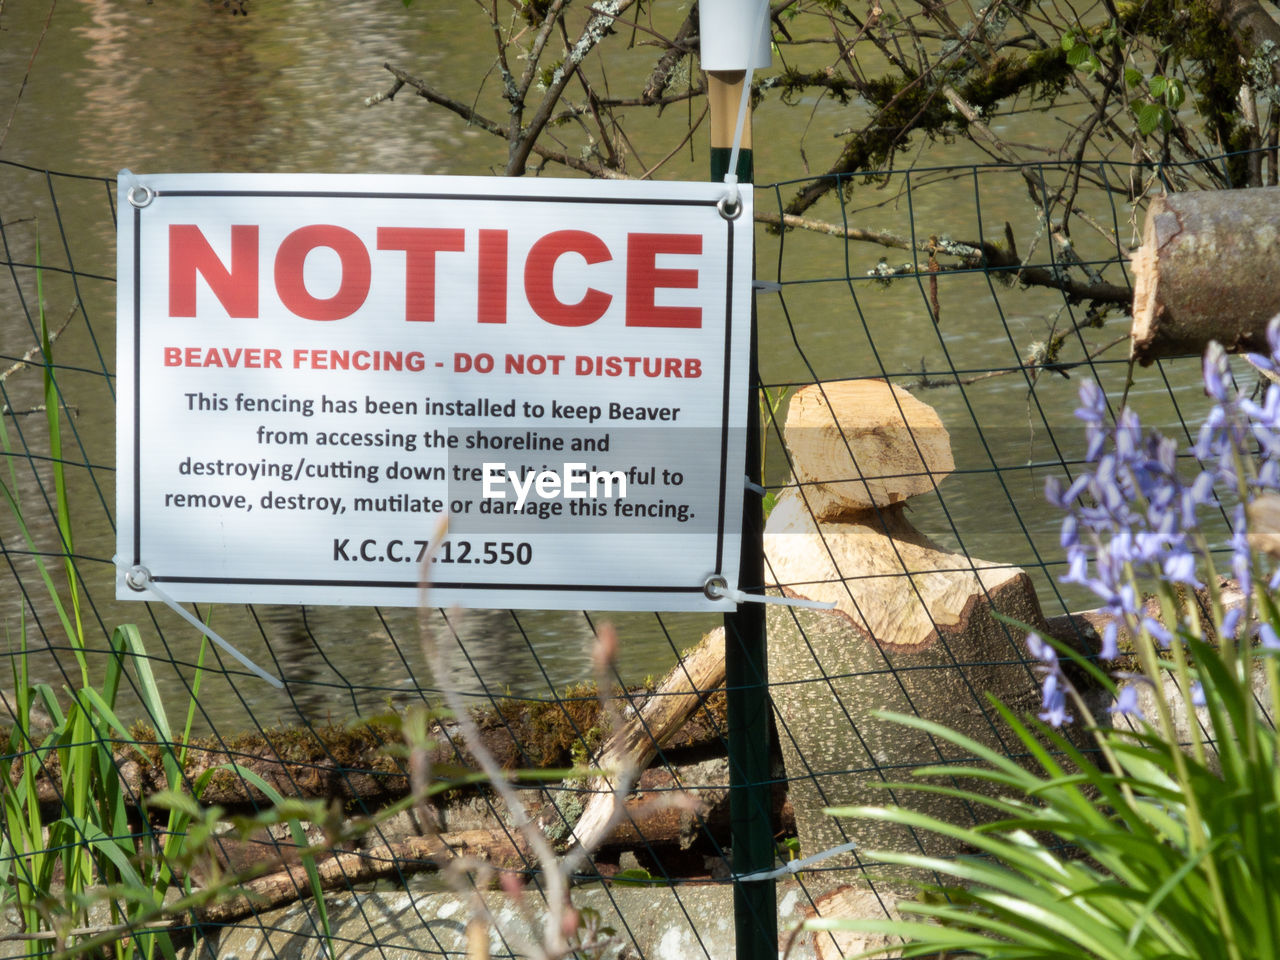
[115,172,752,611]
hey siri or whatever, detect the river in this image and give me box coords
[0,0,1207,729]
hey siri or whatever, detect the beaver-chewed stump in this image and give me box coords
[765,379,1045,891]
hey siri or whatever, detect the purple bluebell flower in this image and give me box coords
[1025,632,1056,665]
[1110,685,1144,719]
[1203,342,1230,402]
[1026,633,1072,727]
[1221,606,1243,638]
[1141,617,1172,647]
[1060,514,1079,551]
[1075,379,1106,425]
[1190,681,1206,708]
[1046,325,1280,722]
[1038,672,1071,727]
[1100,620,1119,660]
[1260,459,1280,490]
[1231,505,1252,600]
[1162,551,1200,588]
[1260,622,1280,651]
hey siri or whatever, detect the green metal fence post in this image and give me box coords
[707,68,777,960]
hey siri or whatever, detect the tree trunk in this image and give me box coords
[764,377,1046,890]
[765,489,1045,885]
[1131,187,1280,364]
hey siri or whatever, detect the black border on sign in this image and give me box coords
[129,188,741,598]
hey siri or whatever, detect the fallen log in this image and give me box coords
[14,683,729,813]
[1131,187,1280,365]
[195,828,530,924]
[186,758,761,925]
[570,628,726,851]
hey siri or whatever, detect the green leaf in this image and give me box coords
[1148,75,1168,98]
[1125,67,1144,88]
[1066,43,1090,66]
[78,686,134,743]
[56,816,147,892]
[611,868,660,886]
[1138,102,1166,136]
[147,790,207,821]
[1060,32,1077,52]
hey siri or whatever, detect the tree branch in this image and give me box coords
[754,210,1132,306]
[372,63,625,179]
[1211,0,1280,89]
[506,0,637,177]
[642,6,697,104]
[783,11,1074,216]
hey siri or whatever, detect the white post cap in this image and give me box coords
[699,0,772,71]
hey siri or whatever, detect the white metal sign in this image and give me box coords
[116,172,752,611]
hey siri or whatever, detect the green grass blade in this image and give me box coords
[35,232,88,679]
[115,625,172,744]
[225,764,334,951]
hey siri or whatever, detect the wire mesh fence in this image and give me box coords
[0,153,1230,958]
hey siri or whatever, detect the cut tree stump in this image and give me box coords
[765,379,1044,889]
[1131,187,1280,365]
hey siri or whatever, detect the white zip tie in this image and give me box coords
[703,576,836,610]
[721,0,771,212]
[119,561,283,689]
[736,841,858,882]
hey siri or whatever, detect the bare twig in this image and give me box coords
[373,63,628,179]
[754,211,1132,305]
[914,333,1129,389]
[362,78,403,107]
[1,302,78,384]
[0,0,55,153]
[417,578,579,955]
[642,7,697,104]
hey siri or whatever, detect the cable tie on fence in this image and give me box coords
[752,280,782,293]
[720,0,769,215]
[116,559,284,689]
[702,575,836,610]
[744,475,766,495]
[735,841,858,882]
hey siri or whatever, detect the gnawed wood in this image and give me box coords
[783,379,954,520]
[570,628,725,851]
[765,489,1026,650]
[1131,187,1280,365]
[766,580,1043,879]
[766,380,1045,882]
[800,884,907,960]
